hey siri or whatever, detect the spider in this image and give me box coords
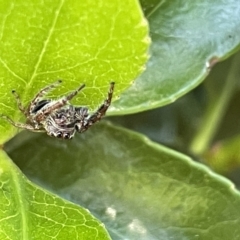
[0,81,115,139]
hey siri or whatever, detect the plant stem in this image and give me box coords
[190,52,240,155]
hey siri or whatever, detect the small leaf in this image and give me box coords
[0,0,149,143]
[5,122,240,240]
[110,0,240,114]
[205,135,240,174]
[0,150,111,240]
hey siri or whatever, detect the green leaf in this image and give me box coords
[0,0,149,143]
[5,122,240,240]
[0,150,111,240]
[110,0,240,115]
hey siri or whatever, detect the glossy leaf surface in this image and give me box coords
[5,122,240,240]
[110,0,240,114]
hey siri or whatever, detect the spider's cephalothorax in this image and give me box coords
[0,81,115,139]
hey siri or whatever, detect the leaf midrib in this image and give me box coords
[24,0,65,101]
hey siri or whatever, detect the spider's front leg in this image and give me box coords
[28,80,63,114]
[34,83,85,122]
[79,82,115,133]
[0,114,44,132]
[11,90,27,116]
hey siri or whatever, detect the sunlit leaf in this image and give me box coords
[0,0,149,143]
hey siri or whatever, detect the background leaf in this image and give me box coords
[0,0,149,143]
[0,150,111,240]
[109,49,240,185]
[5,122,240,240]
[110,0,240,115]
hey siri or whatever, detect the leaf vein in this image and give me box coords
[0,57,26,84]
[0,2,14,41]
[28,0,65,86]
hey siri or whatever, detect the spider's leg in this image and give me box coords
[79,82,115,133]
[11,90,26,115]
[28,80,62,114]
[60,83,86,102]
[0,114,44,132]
[34,84,85,122]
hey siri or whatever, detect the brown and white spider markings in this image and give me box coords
[0,81,115,139]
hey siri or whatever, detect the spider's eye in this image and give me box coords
[56,132,62,138]
[63,133,70,139]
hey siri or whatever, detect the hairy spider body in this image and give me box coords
[0,81,115,139]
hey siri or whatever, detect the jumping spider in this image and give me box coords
[0,81,115,139]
